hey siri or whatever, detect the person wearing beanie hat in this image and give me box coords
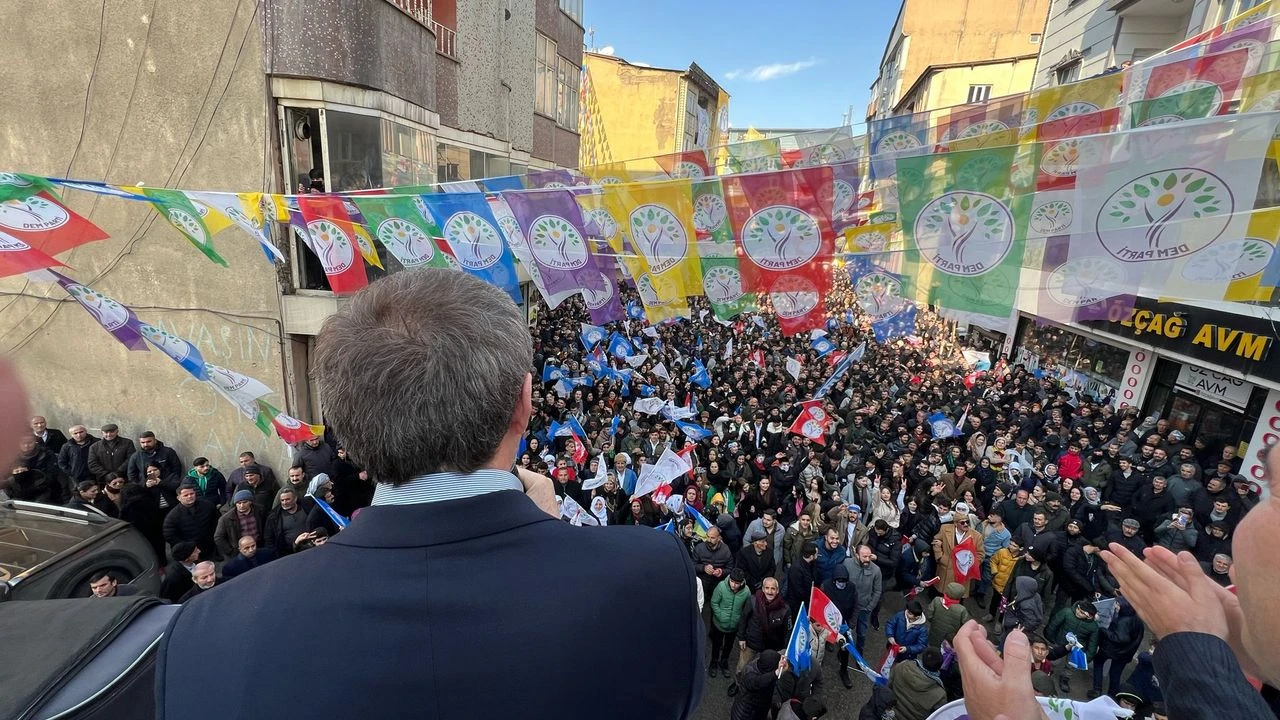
[730,649,782,719]
[159,541,200,603]
[215,485,266,558]
[926,581,973,651]
[1045,599,1101,694]
[708,566,751,678]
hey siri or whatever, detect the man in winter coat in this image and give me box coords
[783,511,821,567]
[815,528,847,585]
[888,647,947,720]
[186,457,229,507]
[292,435,336,480]
[744,509,786,570]
[1057,521,1099,604]
[925,582,971,650]
[238,464,280,515]
[736,578,790,675]
[1128,475,1176,541]
[692,527,733,600]
[736,527,777,593]
[708,568,751,677]
[214,490,265,558]
[931,515,984,598]
[730,649,781,720]
[87,423,133,484]
[56,425,97,486]
[868,520,902,589]
[221,535,277,580]
[783,542,818,619]
[844,545,883,659]
[884,598,929,660]
[820,564,859,689]
[1155,505,1198,553]
[1090,597,1144,698]
[163,482,220,561]
[11,435,66,500]
[1045,600,1100,695]
[126,432,183,486]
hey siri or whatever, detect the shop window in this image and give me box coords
[536,34,557,116]
[1015,320,1129,399]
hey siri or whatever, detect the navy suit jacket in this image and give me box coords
[156,490,704,718]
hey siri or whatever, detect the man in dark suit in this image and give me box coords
[156,269,705,719]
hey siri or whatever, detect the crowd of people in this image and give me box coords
[4,277,1276,720]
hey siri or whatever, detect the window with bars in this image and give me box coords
[557,57,581,130]
[967,84,992,103]
[536,33,557,116]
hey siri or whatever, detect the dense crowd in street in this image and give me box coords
[3,281,1268,720]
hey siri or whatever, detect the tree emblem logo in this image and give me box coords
[629,204,688,274]
[931,419,954,437]
[702,266,745,305]
[1247,90,1280,112]
[876,130,921,154]
[1044,101,1099,122]
[412,197,438,227]
[582,273,614,309]
[543,181,568,189]
[769,276,819,319]
[1181,237,1275,282]
[1040,138,1096,178]
[693,193,727,234]
[66,284,130,330]
[167,207,211,247]
[855,271,905,320]
[741,205,822,271]
[802,420,825,438]
[958,120,1009,139]
[636,273,669,307]
[1046,257,1123,307]
[1029,199,1074,235]
[1161,79,1223,109]
[832,180,856,221]
[583,207,618,242]
[674,161,705,180]
[1096,168,1233,262]
[0,229,31,252]
[0,194,70,232]
[529,214,588,270]
[849,228,889,253]
[806,143,846,166]
[139,323,192,361]
[445,211,502,270]
[913,191,1014,276]
[376,218,435,267]
[305,219,356,273]
[496,214,527,249]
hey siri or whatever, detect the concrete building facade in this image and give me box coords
[0,0,583,474]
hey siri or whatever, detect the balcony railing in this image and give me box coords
[384,0,457,59]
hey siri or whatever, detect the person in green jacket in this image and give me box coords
[1045,599,1100,695]
[709,568,751,677]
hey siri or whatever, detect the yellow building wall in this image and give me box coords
[580,55,682,169]
[916,57,1038,112]
[899,0,1050,107]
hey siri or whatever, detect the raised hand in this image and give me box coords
[952,621,1049,720]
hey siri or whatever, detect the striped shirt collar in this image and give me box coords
[372,469,523,506]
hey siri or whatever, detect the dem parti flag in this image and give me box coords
[897,143,1031,322]
[351,194,457,270]
[501,189,607,300]
[28,269,147,351]
[421,192,523,303]
[0,190,108,257]
[693,179,756,320]
[296,195,369,295]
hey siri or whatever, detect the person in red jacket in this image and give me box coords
[1057,444,1084,482]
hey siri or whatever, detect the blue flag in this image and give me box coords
[608,415,622,437]
[311,496,350,530]
[608,332,635,359]
[627,301,645,320]
[639,384,656,397]
[620,381,630,397]
[542,360,567,383]
[849,340,867,363]
[786,602,813,676]
[811,336,836,358]
[480,175,525,192]
[419,192,522,303]
[676,419,713,442]
[516,435,528,460]
[690,358,710,389]
[752,315,767,329]
[580,323,606,350]
[928,412,958,439]
[814,355,854,400]
[696,334,704,354]
[846,642,889,686]
[569,375,595,388]
[872,304,917,343]
[549,416,588,441]
[685,504,713,536]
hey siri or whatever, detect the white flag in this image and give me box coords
[624,353,649,369]
[810,329,828,340]
[631,463,664,500]
[582,453,609,490]
[560,494,599,526]
[633,397,666,415]
[653,447,693,485]
[661,402,696,420]
[205,364,274,421]
[653,363,671,381]
[724,338,734,361]
[786,357,803,382]
[643,326,660,338]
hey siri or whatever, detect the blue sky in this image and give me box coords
[583,0,903,133]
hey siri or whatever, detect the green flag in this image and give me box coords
[897,144,1034,320]
[692,180,755,319]
[350,194,455,269]
[1129,85,1219,128]
[0,172,61,203]
[133,187,227,267]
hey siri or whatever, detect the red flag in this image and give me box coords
[296,196,368,295]
[809,586,844,636]
[259,401,325,445]
[0,228,64,277]
[952,534,982,584]
[0,192,109,256]
[652,483,673,505]
[655,150,711,180]
[787,399,829,445]
[827,351,847,367]
[566,434,588,466]
[749,349,765,367]
[676,444,697,478]
[722,168,836,296]
[1139,47,1249,115]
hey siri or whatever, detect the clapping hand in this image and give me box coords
[953,621,1050,720]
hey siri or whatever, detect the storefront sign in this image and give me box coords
[1077,297,1280,384]
[1175,365,1254,411]
[1118,349,1153,411]
[1241,387,1280,498]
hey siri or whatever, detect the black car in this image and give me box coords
[0,500,161,600]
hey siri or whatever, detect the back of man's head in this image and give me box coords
[313,269,533,483]
[919,647,943,672]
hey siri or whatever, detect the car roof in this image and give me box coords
[0,501,115,582]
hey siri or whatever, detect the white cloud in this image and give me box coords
[597,45,615,56]
[725,58,820,82]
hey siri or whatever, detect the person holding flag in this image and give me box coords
[819,564,860,689]
[931,509,985,599]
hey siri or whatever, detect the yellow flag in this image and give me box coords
[577,191,640,282]
[1023,73,1123,141]
[340,198,384,269]
[582,163,636,186]
[601,179,703,301]
[1224,208,1280,302]
[844,222,899,254]
[1239,70,1280,161]
[637,271,690,323]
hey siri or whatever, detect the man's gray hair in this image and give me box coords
[312,269,532,484]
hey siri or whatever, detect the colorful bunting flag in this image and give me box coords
[29,269,147,351]
[296,195,369,294]
[0,191,108,257]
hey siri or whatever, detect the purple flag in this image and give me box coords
[500,190,606,298]
[584,267,625,325]
[35,269,149,351]
[526,169,582,189]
